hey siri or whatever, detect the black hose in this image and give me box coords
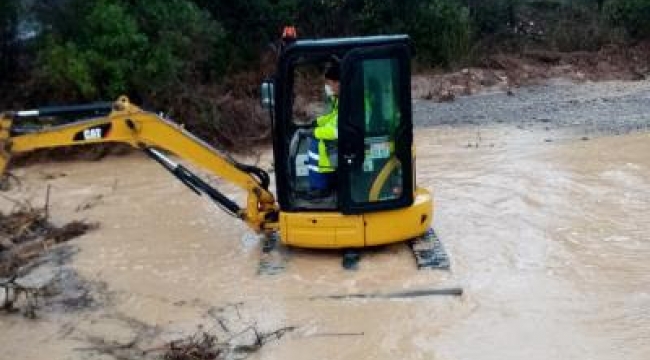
[143,148,242,218]
[235,163,271,190]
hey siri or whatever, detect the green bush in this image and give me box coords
[604,0,650,39]
[469,0,517,36]
[193,0,298,69]
[38,1,146,98]
[35,0,224,100]
[410,0,471,66]
[0,0,20,76]
[548,2,611,51]
[359,0,471,66]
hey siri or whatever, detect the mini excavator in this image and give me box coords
[0,34,448,270]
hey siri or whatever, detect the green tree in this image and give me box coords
[605,0,650,39]
[0,0,20,77]
[193,0,471,67]
[130,0,226,89]
[38,0,146,98]
[360,0,471,66]
[467,0,517,36]
[193,0,298,69]
[413,0,471,66]
[35,0,225,100]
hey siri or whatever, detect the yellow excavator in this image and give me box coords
[0,34,448,270]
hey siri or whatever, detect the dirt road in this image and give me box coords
[415,79,650,135]
[1,80,649,359]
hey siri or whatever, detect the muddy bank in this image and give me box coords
[412,41,650,103]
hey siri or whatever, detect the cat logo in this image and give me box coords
[73,123,112,141]
[83,128,103,140]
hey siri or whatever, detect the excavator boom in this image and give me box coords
[0,96,278,232]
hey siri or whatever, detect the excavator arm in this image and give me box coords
[0,96,278,232]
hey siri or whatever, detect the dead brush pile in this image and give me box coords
[161,326,295,360]
[0,203,96,278]
[163,331,222,360]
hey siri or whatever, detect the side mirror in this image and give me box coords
[260,79,275,110]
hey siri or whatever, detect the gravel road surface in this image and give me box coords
[414,79,650,136]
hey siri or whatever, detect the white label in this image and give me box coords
[370,142,391,159]
[83,128,103,140]
[363,158,374,172]
[296,154,309,177]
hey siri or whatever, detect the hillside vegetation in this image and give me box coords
[0,0,649,148]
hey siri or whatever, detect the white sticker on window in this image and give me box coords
[296,154,309,177]
[370,142,391,159]
[363,158,374,172]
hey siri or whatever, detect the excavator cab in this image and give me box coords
[260,35,435,250]
[267,35,414,213]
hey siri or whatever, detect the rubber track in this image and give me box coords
[409,228,450,270]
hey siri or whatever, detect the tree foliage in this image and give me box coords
[357,0,471,65]
[34,0,224,100]
[467,0,517,36]
[24,0,479,102]
[0,0,20,76]
[1,0,649,148]
[604,0,650,39]
[18,0,650,103]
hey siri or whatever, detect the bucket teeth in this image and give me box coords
[409,229,450,270]
[258,232,287,275]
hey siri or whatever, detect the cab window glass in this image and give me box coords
[291,64,329,126]
[350,58,404,203]
[287,60,339,210]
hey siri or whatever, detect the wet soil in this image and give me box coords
[0,79,649,359]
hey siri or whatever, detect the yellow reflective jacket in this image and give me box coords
[314,98,338,172]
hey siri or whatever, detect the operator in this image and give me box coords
[307,62,340,198]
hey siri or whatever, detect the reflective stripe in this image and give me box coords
[16,110,39,117]
[308,164,336,173]
[333,128,338,138]
[308,151,319,161]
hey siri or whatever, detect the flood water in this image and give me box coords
[1,126,649,360]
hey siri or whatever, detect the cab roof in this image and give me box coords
[282,35,412,59]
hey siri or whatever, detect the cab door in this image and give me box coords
[338,44,414,214]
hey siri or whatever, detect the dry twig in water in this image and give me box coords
[159,325,296,360]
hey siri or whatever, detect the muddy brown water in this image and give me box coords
[0,126,649,360]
